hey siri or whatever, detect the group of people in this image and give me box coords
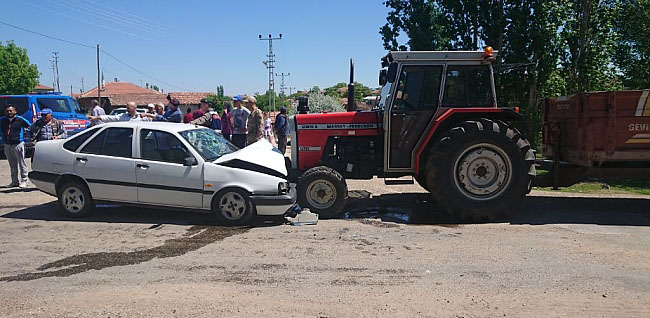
[1,105,67,188]
[88,94,291,152]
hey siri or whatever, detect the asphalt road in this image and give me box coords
[1,159,649,317]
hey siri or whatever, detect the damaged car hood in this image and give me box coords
[214,139,288,177]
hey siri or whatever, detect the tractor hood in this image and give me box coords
[214,139,287,178]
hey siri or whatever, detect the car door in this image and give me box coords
[386,64,443,170]
[135,129,204,208]
[73,127,137,202]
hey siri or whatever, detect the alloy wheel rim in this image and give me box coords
[219,192,246,220]
[63,187,85,213]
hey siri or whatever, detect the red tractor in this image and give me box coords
[288,48,536,220]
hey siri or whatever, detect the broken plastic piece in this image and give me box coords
[285,208,319,226]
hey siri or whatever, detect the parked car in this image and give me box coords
[0,92,89,157]
[109,107,147,115]
[28,122,296,225]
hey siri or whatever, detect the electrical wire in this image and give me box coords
[1,20,190,92]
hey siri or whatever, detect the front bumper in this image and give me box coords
[251,185,297,216]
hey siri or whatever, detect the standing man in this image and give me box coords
[88,102,152,122]
[1,105,31,188]
[246,96,264,145]
[90,99,105,126]
[183,108,193,123]
[190,100,221,130]
[229,95,250,148]
[29,108,67,143]
[275,106,290,155]
[220,103,232,141]
[146,103,156,114]
[142,98,182,122]
[155,103,165,115]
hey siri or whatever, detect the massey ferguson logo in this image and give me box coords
[298,123,380,130]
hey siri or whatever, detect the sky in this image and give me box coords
[1,0,392,96]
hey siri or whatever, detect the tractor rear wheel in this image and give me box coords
[297,166,348,218]
[424,118,535,221]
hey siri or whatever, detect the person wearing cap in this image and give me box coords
[90,99,105,126]
[146,103,156,114]
[229,95,250,148]
[1,104,31,188]
[275,106,290,155]
[245,96,264,145]
[29,108,67,143]
[189,100,221,130]
[89,102,153,122]
[142,97,183,122]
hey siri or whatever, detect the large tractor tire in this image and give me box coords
[424,118,535,221]
[297,166,348,218]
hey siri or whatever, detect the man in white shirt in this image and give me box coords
[88,102,152,122]
[90,99,106,126]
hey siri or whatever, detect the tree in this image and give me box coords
[614,0,650,89]
[0,41,40,94]
[305,92,345,114]
[380,0,450,50]
[324,82,373,101]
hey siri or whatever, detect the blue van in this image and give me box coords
[0,92,90,157]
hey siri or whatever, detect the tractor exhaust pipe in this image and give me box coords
[347,58,356,112]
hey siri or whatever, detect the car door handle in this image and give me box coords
[137,163,149,169]
[76,157,88,163]
[392,113,405,117]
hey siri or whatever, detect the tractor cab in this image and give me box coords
[378,48,498,173]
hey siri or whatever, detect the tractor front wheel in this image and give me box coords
[297,166,348,218]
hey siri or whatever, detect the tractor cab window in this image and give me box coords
[392,65,443,111]
[442,65,493,107]
[378,82,392,109]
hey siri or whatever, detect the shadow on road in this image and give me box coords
[340,190,650,227]
[0,202,284,227]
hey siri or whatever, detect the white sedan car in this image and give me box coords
[28,122,296,225]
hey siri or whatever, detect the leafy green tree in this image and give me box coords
[306,92,345,113]
[380,0,450,50]
[324,82,372,101]
[0,41,40,94]
[614,0,650,89]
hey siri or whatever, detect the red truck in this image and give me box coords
[539,90,650,186]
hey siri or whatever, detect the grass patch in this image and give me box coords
[534,179,650,196]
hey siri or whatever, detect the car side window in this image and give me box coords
[140,129,191,164]
[442,65,493,107]
[392,65,443,111]
[63,126,100,152]
[80,127,133,158]
[37,98,71,113]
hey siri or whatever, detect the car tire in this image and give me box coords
[57,180,94,217]
[424,118,535,221]
[297,166,348,219]
[212,188,255,226]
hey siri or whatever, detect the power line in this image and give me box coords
[0,20,190,92]
[0,21,94,48]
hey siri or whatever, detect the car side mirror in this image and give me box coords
[387,62,398,83]
[379,69,387,86]
[183,156,197,166]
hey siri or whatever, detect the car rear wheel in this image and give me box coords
[212,189,255,225]
[57,180,94,217]
[297,166,347,218]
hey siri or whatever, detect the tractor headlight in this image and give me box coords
[278,182,289,195]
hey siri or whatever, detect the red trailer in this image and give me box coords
[539,90,650,186]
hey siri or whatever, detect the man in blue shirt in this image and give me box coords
[274,107,290,155]
[1,105,31,188]
[142,97,182,123]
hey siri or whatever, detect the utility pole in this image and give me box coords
[97,45,101,110]
[80,77,85,93]
[49,59,56,90]
[259,33,282,113]
[52,52,60,92]
[289,86,296,96]
[275,72,290,96]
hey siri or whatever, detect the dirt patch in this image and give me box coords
[0,225,249,282]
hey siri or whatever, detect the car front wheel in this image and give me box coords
[212,189,255,225]
[57,180,94,217]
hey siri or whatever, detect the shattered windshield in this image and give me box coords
[179,128,238,161]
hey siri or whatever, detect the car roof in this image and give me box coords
[98,121,207,133]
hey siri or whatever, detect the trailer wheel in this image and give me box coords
[297,166,348,218]
[425,119,535,221]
